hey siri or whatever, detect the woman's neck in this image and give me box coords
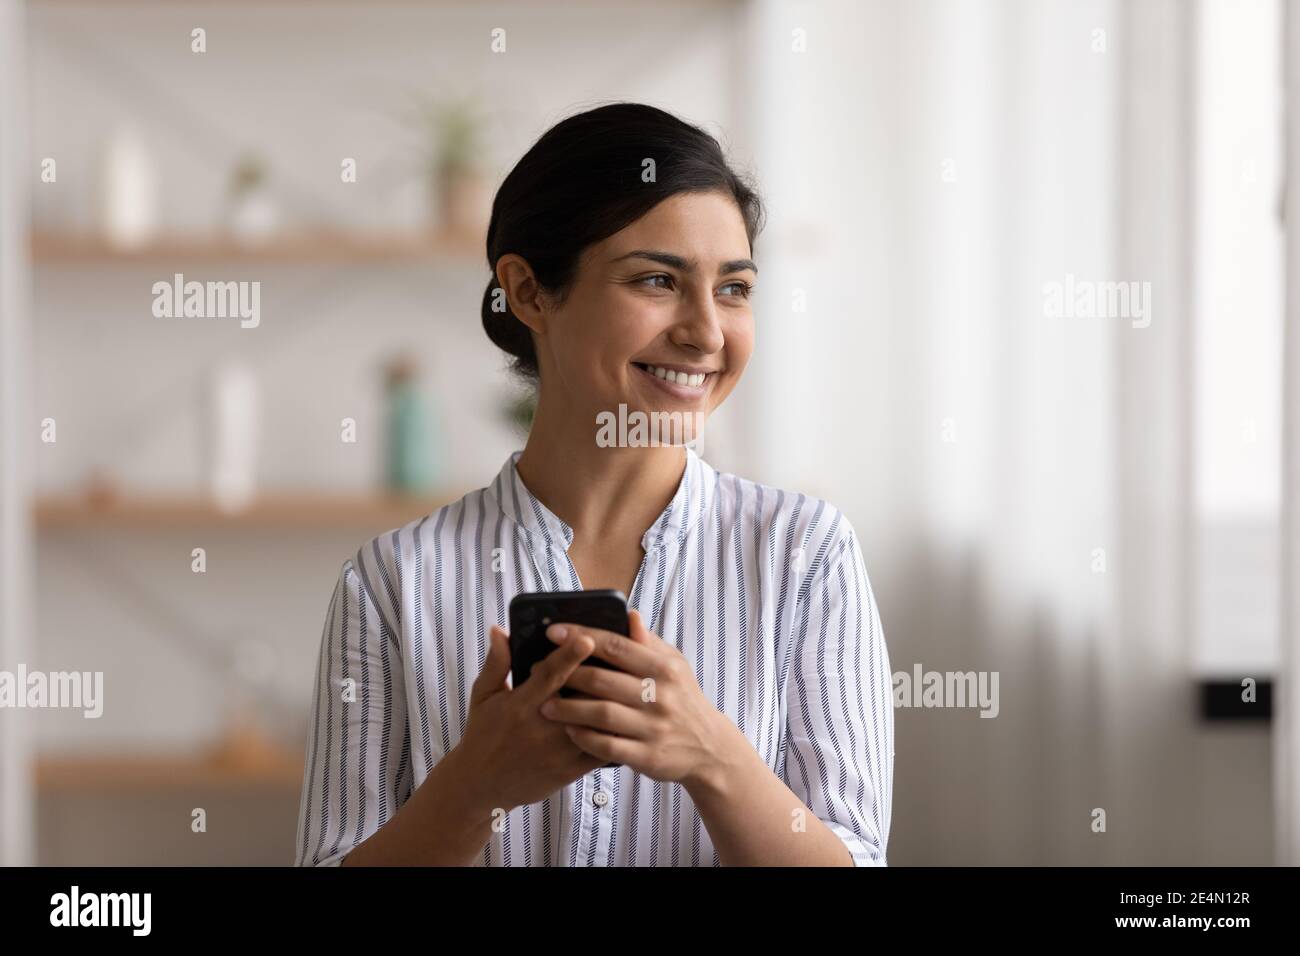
[514,394,688,546]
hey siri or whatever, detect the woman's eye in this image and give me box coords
[638,274,674,290]
[718,281,753,298]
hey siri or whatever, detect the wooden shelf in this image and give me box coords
[34,490,463,530]
[31,229,482,264]
[37,724,306,791]
[35,752,305,792]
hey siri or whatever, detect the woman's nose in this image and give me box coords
[669,289,726,354]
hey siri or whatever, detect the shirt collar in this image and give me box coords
[487,445,716,554]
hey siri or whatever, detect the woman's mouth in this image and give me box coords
[631,362,715,399]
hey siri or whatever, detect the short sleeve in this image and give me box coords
[782,520,894,866]
[294,558,411,866]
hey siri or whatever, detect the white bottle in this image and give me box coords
[205,361,260,513]
[98,126,159,249]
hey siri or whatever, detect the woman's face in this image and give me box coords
[531,190,756,440]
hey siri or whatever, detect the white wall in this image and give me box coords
[0,0,36,867]
[1278,0,1300,866]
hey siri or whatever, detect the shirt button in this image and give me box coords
[592,789,610,808]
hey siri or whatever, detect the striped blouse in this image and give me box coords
[294,445,894,866]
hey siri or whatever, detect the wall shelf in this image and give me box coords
[30,229,482,264]
[36,723,307,792]
[34,490,463,530]
[36,723,308,792]
[35,753,305,792]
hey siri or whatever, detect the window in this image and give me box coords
[1193,0,1284,677]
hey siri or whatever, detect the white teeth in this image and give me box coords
[641,364,708,388]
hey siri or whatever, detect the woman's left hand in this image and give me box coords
[540,609,743,787]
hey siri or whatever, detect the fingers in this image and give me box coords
[563,725,639,767]
[542,696,647,739]
[469,625,511,706]
[518,630,594,705]
[563,663,647,707]
[547,622,663,676]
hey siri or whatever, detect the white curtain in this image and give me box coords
[741,0,1216,863]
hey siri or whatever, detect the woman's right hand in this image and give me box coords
[453,624,608,814]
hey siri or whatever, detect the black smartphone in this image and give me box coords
[509,589,630,694]
[509,589,630,769]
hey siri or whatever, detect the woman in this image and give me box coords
[294,102,893,867]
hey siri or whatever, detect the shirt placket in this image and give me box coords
[507,452,696,867]
[561,535,673,867]
[566,536,631,867]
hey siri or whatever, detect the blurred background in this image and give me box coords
[1,0,1298,866]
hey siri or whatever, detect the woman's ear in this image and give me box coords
[495,254,549,335]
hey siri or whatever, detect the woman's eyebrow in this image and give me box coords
[611,250,758,276]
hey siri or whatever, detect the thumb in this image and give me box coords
[471,625,512,705]
[627,608,654,644]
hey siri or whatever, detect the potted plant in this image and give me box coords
[225,153,278,243]
[408,93,491,237]
[504,389,537,436]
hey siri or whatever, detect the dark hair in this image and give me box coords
[481,102,765,382]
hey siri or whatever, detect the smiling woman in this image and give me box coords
[294,102,894,868]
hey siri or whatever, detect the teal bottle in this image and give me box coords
[385,358,437,493]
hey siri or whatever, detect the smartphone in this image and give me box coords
[508,589,630,769]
